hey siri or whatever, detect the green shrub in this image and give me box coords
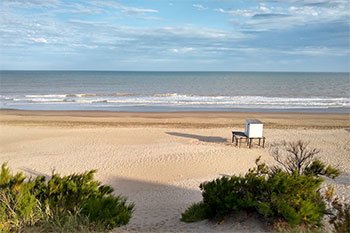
[328,196,350,233]
[0,163,44,232]
[304,160,341,179]
[196,162,326,227]
[82,196,134,230]
[265,171,325,226]
[42,170,134,230]
[182,141,342,232]
[181,202,208,222]
[0,163,134,232]
[44,170,110,215]
[38,211,90,233]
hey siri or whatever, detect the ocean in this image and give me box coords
[0,71,349,113]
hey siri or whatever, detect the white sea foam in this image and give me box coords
[25,94,67,98]
[2,93,349,109]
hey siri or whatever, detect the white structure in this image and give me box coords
[245,119,263,138]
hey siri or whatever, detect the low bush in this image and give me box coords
[181,141,344,232]
[0,163,134,232]
[82,195,134,230]
[183,161,327,227]
[0,163,44,232]
[181,202,208,222]
[326,189,350,233]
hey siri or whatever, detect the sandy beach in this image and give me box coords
[0,110,349,232]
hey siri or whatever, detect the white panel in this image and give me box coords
[245,123,263,138]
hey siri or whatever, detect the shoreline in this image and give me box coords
[1,109,349,129]
[2,108,349,115]
[1,107,349,114]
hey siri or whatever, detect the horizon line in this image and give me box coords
[1,70,349,73]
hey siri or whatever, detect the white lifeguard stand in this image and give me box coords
[245,119,263,138]
[232,119,265,148]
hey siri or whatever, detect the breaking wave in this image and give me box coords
[1,93,349,109]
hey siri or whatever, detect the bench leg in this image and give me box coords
[262,138,265,148]
[249,138,252,148]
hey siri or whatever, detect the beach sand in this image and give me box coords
[0,110,349,232]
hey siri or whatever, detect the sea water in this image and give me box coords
[0,71,349,112]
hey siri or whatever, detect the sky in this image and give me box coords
[0,0,349,72]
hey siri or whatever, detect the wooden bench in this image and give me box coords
[232,131,248,147]
[232,131,265,148]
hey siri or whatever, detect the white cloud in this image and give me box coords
[30,37,48,43]
[285,47,349,56]
[289,6,319,16]
[193,4,207,10]
[259,4,272,13]
[1,0,59,10]
[2,0,58,5]
[3,0,159,16]
[216,0,349,31]
[215,8,225,13]
[120,6,158,14]
[215,8,255,17]
[62,2,105,14]
[171,47,194,54]
[160,26,244,39]
[90,1,158,15]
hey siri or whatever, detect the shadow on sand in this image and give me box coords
[19,167,51,179]
[110,177,269,232]
[110,177,201,232]
[166,132,228,143]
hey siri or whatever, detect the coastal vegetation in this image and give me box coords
[0,164,134,232]
[181,141,349,232]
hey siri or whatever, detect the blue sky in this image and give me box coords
[0,0,349,71]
